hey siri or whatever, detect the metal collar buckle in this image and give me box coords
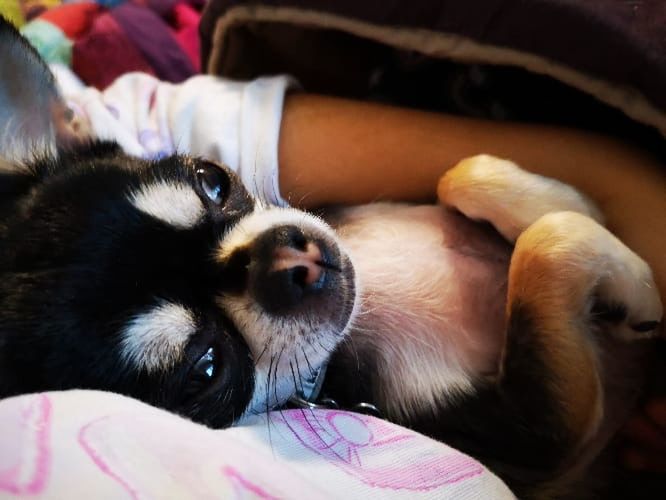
[288,363,383,419]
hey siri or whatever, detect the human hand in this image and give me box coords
[620,398,666,473]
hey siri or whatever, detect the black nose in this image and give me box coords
[250,225,332,315]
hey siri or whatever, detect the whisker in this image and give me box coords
[272,344,285,407]
[300,345,317,378]
[289,360,300,396]
[255,341,271,365]
[265,354,275,451]
[293,355,306,394]
[315,339,335,355]
[290,359,329,439]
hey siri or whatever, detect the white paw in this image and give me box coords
[438,155,603,242]
[593,242,663,341]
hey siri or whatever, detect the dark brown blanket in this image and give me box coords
[200,0,666,143]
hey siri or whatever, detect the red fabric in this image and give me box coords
[170,2,201,72]
[22,0,203,88]
[73,12,156,89]
[40,2,101,39]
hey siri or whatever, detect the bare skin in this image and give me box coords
[279,93,666,318]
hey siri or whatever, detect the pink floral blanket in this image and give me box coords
[0,390,514,498]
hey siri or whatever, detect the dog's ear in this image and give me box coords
[0,17,83,166]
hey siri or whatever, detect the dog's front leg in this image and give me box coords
[438,154,604,242]
[510,210,661,431]
[502,212,662,492]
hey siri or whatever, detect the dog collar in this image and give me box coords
[292,362,329,403]
[288,363,383,418]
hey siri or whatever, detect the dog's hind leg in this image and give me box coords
[437,154,604,242]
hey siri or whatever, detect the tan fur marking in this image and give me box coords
[438,155,603,242]
[508,227,603,442]
[506,210,662,445]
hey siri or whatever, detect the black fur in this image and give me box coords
[0,143,256,427]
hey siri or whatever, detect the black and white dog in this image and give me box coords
[0,18,662,497]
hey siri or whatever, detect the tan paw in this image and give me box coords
[522,211,663,341]
[438,155,603,242]
[592,234,663,341]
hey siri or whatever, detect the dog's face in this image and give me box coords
[0,18,356,426]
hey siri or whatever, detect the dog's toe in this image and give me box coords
[593,247,663,341]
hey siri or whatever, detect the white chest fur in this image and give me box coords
[329,204,512,420]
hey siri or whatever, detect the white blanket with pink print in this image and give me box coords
[0,390,514,499]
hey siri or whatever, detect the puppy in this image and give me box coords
[0,18,357,427]
[0,18,662,498]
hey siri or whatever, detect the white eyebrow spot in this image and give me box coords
[120,302,197,373]
[129,181,204,229]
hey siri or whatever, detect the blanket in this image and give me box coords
[200,0,666,140]
[0,391,515,498]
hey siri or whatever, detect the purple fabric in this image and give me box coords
[148,0,179,16]
[112,2,195,83]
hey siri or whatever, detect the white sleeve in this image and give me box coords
[52,65,295,206]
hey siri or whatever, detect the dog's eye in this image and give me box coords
[184,347,217,397]
[196,163,230,205]
[193,347,216,378]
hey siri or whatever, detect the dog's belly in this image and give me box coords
[327,204,512,418]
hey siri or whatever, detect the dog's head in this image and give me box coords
[0,18,356,426]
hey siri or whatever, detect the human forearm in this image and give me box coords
[278,93,663,206]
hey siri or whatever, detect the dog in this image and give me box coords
[0,18,662,498]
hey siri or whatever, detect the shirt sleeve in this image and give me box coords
[51,64,295,206]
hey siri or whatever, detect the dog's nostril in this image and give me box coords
[249,225,339,315]
[272,243,324,288]
[290,261,323,289]
[291,265,310,288]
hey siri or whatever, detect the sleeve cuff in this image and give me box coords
[238,76,298,207]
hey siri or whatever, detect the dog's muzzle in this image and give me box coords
[227,224,351,319]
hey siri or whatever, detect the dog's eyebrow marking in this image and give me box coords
[129,181,204,229]
[120,302,197,373]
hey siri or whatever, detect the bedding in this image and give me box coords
[0,391,514,498]
[1,0,203,89]
[200,0,666,140]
